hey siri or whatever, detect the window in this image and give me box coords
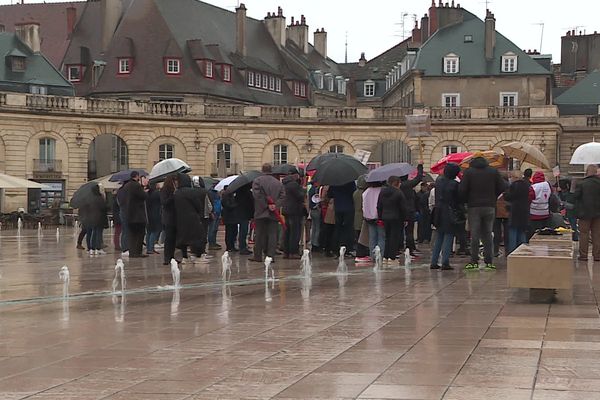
[443,145,461,156]
[315,71,323,89]
[158,144,174,161]
[11,56,25,72]
[501,54,518,72]
[222,64,231,82]
[273,144,288,165]
[118,58,131,74]
[293,81,307,97]
[275,77,282,92]
[30,85,47,95]
[329,145,344,153]
[67,65,82,82]
[326,74,334,91]
[269,75,275,91]
[202,60,213,78]
[216,142,231,168]
[248,71,254,87]
[39,138,56,165]
[165,58,181,75]
[337,77,346,95]
[300,82,306,97]
[364,80,375,97]
[500,92,518,107]
[443,55,459,74]
[261,74,268,89]
[464,35,473,43]
[255,73,261,88]
[442,93,460,107]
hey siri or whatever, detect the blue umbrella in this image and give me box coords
[109,169,148,183]
[366,163,416,183]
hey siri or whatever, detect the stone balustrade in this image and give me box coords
[0,92,560,123]
[588,116,600,127]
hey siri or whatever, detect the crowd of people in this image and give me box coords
[75,157,600,269]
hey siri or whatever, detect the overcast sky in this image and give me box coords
[1,0,598,63]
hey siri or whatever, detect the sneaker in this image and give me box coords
[484,263,497,270]
[76,245,85,250]
[89,250,95,256]
[97,249,107,255]
[355,256,372,263]
[189,255,197,264]
[121,251,129,257]
[430,264,441,270]
[464,263,479,270]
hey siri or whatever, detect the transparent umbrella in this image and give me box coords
[148,158,191,182]
[570,142,600,165]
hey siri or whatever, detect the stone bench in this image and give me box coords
[529,232,573,245]
[507,242,573,291]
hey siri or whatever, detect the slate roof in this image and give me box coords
[0,32,73,95]
[340,39,411,81]
[413,11,551,77]
[0,1,85,67]
[554,70,600,105]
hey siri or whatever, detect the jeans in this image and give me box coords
[238,220,250,251]
[431,232,454,266]
[468,207,495,264]
[253,218,279,259]
[417,211,432,242]
[146,228,160,253]
[310,208,321,248]
[225,223,238,251]
[86,227,103,250]
[568,216,579,241]
[208,214,220,245]
[119,210,128,251]
[368,222,385,259]
[283,215,302,255]
[383,219,404,260]
[335,210,354,252]
[507,227,527,255]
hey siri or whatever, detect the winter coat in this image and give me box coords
[458,157,506,208]
[574,175,600,220]
[328,181,356,213]
[416,189,431,216]
[145,188,162,232]
[236,186,255,221]
[81,188,107,229]
[123,180,148,224]
[282,175,305,217]
[160,189,176,227]
[252,174,285,220]
[173,174,205,247]
[503,179,532,230]
[400,164,423,219]
[221,191,240,225]
[377,185,407,222]
[432,163,462,234]
[209,189,222,215]
[112,199,121,225]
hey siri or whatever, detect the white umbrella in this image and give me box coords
[0,173,45,189]
[92,174,121,190]
[148,158,191,182]
[214,175,238,192]
[570,142,600,165]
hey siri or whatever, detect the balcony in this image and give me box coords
[33,159,62,179]
[430,107,471,120]
[488,106,530,119]
[588,116,600,127]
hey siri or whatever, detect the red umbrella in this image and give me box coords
[430,152,472,175]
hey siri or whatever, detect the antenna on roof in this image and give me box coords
[345,31,348,63]
[532,22,544,53]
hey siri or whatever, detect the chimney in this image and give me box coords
[358,52,367,67]
[484,9,496,61]
[428,0,438,36]
[264,7,286,48]
[101,0,123,53]
[286,14,309,53]
[411,21,422,45]
[66,6,77,36]
[15,22,41,53]
[314,28,327,58]
[420,14,429,42]
[236,3,247,56]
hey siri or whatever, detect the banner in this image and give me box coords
[354,149,371,165]
[406,114,432,138]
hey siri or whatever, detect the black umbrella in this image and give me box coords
[109,169,148,183]
[70,181,100,208]
[312,157,368,186]
[306,153,358,171]
[224,170,263,194]
[202,176,220,189]
[273,163,300,175]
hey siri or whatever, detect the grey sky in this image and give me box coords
[1,0,598,63]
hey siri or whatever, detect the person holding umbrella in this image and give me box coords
[174,173,206,261]
[249,164,285,262]
[221,186,240,252]
[123,171,148,258]
[377,176,407,263]
[328,181,356,256]
[399,163,424,256]
[574,165,600,262]
[160,175,186,265]
[79,183,108,256]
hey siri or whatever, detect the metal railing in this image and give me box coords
[33,159,62,172]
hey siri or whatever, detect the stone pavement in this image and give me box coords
[0,228,598,399]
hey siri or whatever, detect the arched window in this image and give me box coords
[158,143,174,161]
[443,145,461,156]
[273,144,288,165]
[216,142,231,168]
[329,145,344,153]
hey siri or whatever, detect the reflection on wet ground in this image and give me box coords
[0,228,598,399]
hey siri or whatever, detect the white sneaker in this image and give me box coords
[189,255,197,264]
[155,243,164,249]
[89,250,95,256]
[97,249,107,255]
[121,251,129,257]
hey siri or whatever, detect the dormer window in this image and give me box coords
[501,53,518,72]
[336,76,346,95]
[66,64,82,82]
[293,81,307,98]
[165,58,181,75]
[364,80,375,97]
[11,56,26,72]
[443,54,459,74]
[118,58,132,75]
[199,60,213,78]
[464,35,473,43]
[315,70,323,89]
[269,76,275,91]
[221,64,231,82]
[275,77,282,92]
[248,71,255,86]
[325,74,334,91]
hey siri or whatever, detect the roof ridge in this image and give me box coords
[0,1,85,7]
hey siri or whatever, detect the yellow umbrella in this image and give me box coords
[501,142,550,169]
[460,151,505,169]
